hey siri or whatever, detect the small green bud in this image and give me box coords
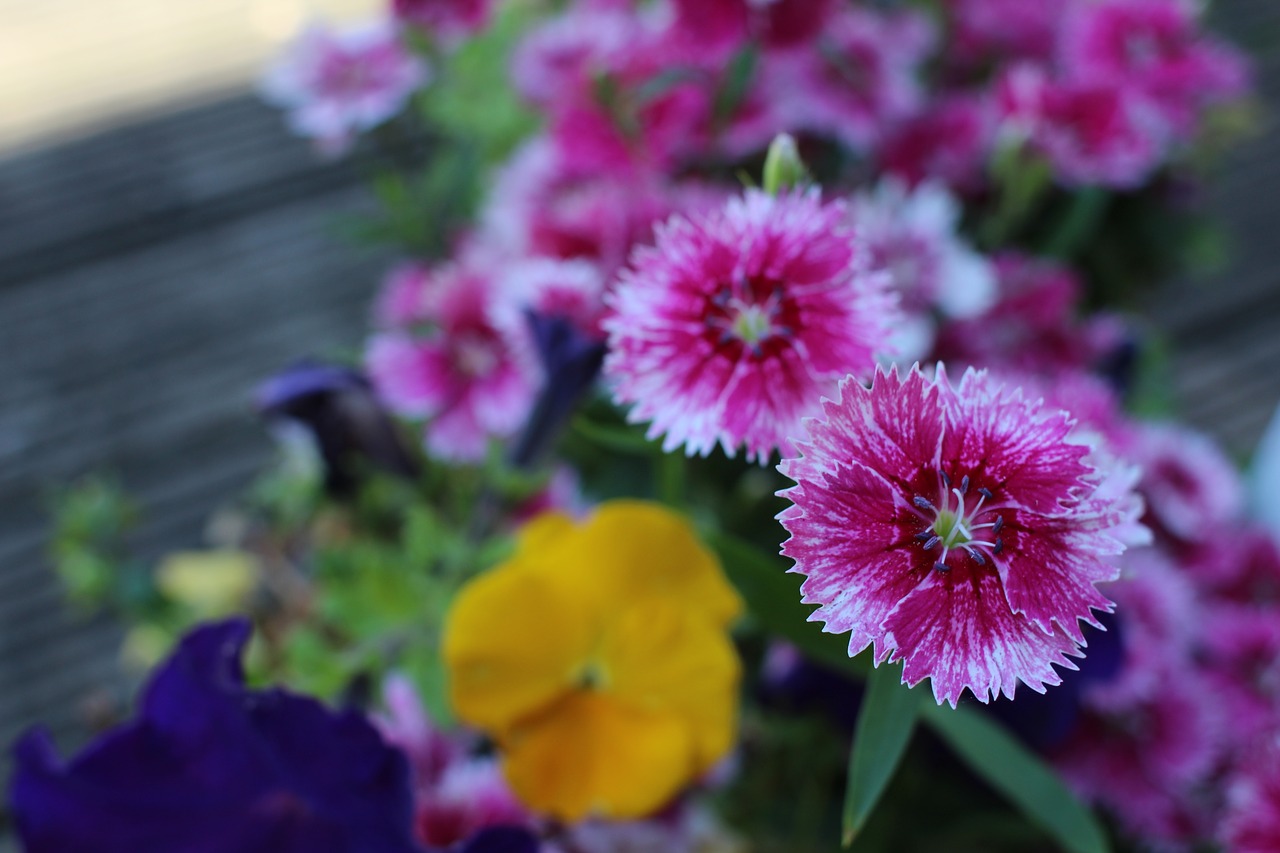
[762,133,807,195]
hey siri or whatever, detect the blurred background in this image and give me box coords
[0,0,1278,772]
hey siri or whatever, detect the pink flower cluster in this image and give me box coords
[261,20,430,157]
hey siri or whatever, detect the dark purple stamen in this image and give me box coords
[960,475,970,494]
[970,549,986,566]
[979,487,994,500]
[940,470,951,488]
[913,496,936,511]
[993,538,1004,555]
[934,561,951,572]
[992,516,1004,534]
[923,535,940,550]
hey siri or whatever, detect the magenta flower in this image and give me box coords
[757,8,933,152]
[261,20,429,157]
[365,261,536,462]
[948,0,1069,67]
[1223,747,1280,853]
[1123,421,1243,545]
[1061,0,1250,135]
[393,0,491,41]
[876,94,994,192]
[998,64,1166,188]
[779,365,1142,705]
[603,188,897,462]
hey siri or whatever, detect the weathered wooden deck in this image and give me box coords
[0,0,1278,775]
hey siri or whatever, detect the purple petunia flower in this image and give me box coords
[10,619,422,853]
[604,188,898,463]
[778,365,1143,706]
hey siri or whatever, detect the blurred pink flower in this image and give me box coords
[1061,0,1250,135]
[1056,670,1221,847]
[604,188,897,462]
[877,94,994,192]
[948,0,1070,67]
[365,261,536,461]
[998,64,1166,188]
[779,365,1142,705]
[480,136,715,274]
[933,252,1131,377]
[374,676,532,848]
[261,20,429,157]
[849,178,996,361]
[1123,421,1243,545]
[757,7,933,152]
[393,0,491,40]
[1222,745,1280,853]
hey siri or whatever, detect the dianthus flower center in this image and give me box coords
[705,281,792,354]
[911,471,1006,573]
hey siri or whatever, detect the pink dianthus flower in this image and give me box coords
[603,188,897,462]
[778,365,1143,705]
[393,0,491,41]
[365,261,535,461]
[261,20,429,157]
[1060,0,1250,135]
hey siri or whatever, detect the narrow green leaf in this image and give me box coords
[713,44,759,124]
[568,416,658,455]
[1041,187,1110,260]
[706,531,866,677]
[843,664,921,846]
[922,703,1110,853]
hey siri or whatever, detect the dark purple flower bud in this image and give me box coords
[988,613,1127,751]
[508,312,605,470]
[10,619,422,853]
[256,360,418,497]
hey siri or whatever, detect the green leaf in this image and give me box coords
[922,703,1110,853]
[843,664,921,846]
[706,531,866,677]
[713,44,759,125]
[569,415,659,455]
[1041,188,1111,260]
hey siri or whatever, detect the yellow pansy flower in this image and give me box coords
[443,500,743,821]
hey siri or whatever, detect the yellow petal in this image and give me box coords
[443,565,595,734]
[502,690,693,821]
[515,511,576,553]
[552,501,745,628]
[155,550,258,615]
[598,597,741,773]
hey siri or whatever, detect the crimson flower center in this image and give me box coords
[705,282,793,352]
[911,472,1006,573]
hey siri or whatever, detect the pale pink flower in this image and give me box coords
[850,179,996,362]
[480,136,712,274]
[510,7,638,108]
[754,7,934,152]
[1060,0,1250,135]
[373,262,434,328]
[997,64,1166,188]
[1124,421,1244,545]
[261,20,429,157]
[365,261,536,461]
[603,188,897,462]
[779,365,1143,705]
